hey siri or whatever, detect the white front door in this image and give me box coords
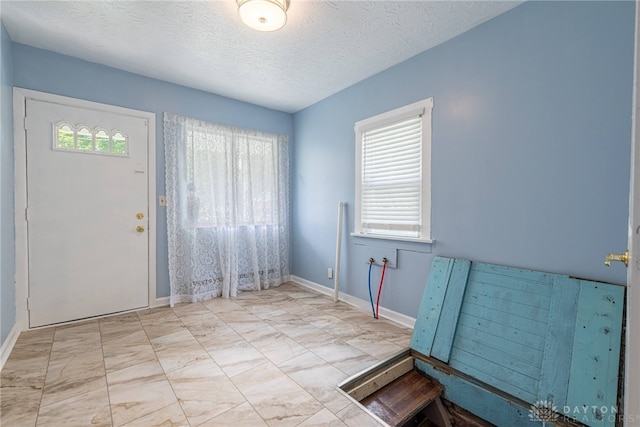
[25,98,150,327]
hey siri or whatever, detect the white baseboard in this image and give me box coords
[290,275,415,329]
[152,297,170,308]
[0,323,21,371]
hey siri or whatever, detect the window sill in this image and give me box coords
[350,232,434,244]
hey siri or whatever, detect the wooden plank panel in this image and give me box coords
[463,286,550,323]
[431,259,471,363]
[361,370,443,427]
[415,359,535,427]
[464,280,551,313]
[566,281,624,427]
[469,264,555,295]
[456,315,546,351]
[460,301,547,337]
[348,357,414,402]
[448,347,539,403]
[452,335,542,379]
[411,257,454,355]
[538,276,579,406]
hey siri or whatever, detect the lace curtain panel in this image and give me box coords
[164,112,290,305]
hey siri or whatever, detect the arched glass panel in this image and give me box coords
[56,123,75,149]
[95,129,110,153]
[76,126,93,151]
[112,131,127,155]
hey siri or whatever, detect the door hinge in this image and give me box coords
[25,207,29,222]
[27,297,31,310]
[23,116,28,131]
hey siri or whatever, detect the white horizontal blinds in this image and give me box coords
[361,114,422,237]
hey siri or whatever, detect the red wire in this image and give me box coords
[375,262,387,319]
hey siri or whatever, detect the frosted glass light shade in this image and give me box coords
[237,0,288,32]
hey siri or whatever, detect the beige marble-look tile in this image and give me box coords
[107,360,178,426]
[179,313,231,340]
[246,303,288,319]
[51,321,101,353]
[206,339,267,378]
[8,328,55,364]
[232,361,323,427]
[102,342,158,373]
[1,353,50,389]
[215,311,264,335]
[197,401,268,427]
[136,306,176,322]
[236,323,282,343]
[36,386,111,427]
[250,332,307,366]
[99,322,147,345]
[309,315,355,334]
[201,297,243,314]
[171,302,211,318]
[154,342,211,374]
[345,335,404,359]
[151,329,210,373]
[298,408,347,427]
[150,329,198,352]
[306,340,368,365]
[40,349,106,407]
[140,318,187,341]
[321,388,354,414]
[306,338,379,375]
[279,352,349,407]
[336,403,385,427]
[120,402,189,427]
[0,386,42,427]
[332,354,380,376]
[167,359,246,426]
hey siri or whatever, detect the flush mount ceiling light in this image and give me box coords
[237,0,289,32]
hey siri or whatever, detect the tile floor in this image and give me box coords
[1,282,413,427]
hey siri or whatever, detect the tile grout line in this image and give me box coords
[136,309,194,427]
[98,319,116,427]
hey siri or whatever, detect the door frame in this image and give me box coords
[627,2,640,424]
[13,87,157,330]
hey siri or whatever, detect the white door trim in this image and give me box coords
[626,2,640,425]
[13,87,157,330]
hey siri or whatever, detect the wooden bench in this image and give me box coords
[339,257,625,427]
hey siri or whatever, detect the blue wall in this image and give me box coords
[292,1,635,318]
[11,44,294,302]
[1,1,635,341]
[1,22,15,346]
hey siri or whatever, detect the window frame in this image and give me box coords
[353,98,433,243]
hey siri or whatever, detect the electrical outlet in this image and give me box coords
[327,268,333,279]
[158,195,167,206]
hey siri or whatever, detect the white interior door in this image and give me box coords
[25,99,150,327]
[626,2,640,424]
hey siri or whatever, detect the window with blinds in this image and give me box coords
[354,98,433,242]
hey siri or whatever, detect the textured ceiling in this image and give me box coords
[1,1,522,113]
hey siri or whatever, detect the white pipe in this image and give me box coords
[334,202,344,303]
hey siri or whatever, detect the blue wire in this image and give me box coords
[368,263,376,318]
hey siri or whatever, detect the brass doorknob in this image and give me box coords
[136,212,144,220]
[136,225,145,233]
[605,250,629,267]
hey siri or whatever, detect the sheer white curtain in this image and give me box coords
[164,112,289,305]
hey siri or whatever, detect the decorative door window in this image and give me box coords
[54,122,129,156]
